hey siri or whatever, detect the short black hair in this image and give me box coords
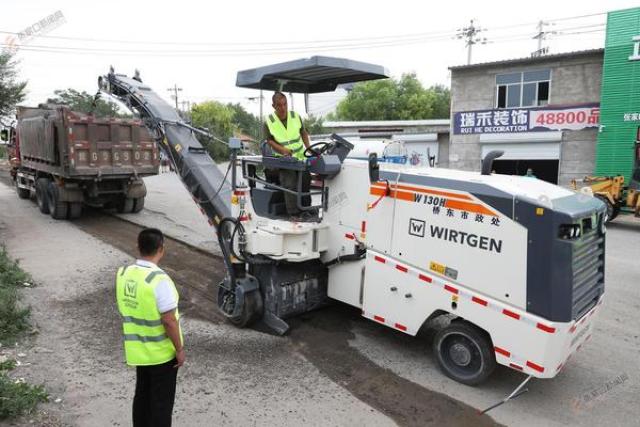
[138,228,164,256]
[272,91,287,104]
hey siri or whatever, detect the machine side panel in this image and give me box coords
[365,171,400,256]
[361,250,603,378]
[377,177,528,310]
[327,261,365,308]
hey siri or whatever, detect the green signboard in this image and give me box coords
[596,7,640,181]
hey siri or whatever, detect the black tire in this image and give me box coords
[595,194,618,222]
[218,284,263,328]
[15,178,30,199]
[131,197,145,213]
[116,197,134,214]
[68,202,82,220]
[433,320,496,386]
[47,181,69,220]
[35,178,50,214]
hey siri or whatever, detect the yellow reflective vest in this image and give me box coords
[115,264,182,366]
[266,111,305,160]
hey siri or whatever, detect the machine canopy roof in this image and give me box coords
[235,56,389,94]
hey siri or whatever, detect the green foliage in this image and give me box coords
[191,101,235,162]
[0,368,48,420]
[47,89,129,118]
[0,144,7,160]
[0,248,46,421]
[303,114,325,135]
[227,103,261,140]
[333,74,450,121]
[0,52,27,119]
[0,247,31,344]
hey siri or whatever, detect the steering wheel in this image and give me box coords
[304,141,333,158]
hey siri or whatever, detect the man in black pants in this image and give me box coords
[116,228,185,427]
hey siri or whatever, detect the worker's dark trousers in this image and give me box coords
[133,358,178,427]
[279,169,311,215]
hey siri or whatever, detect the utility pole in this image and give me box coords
[532,20,554,57]
[456,19,487,65]
[167,84,182,110]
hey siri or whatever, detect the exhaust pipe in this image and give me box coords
[481,150,504,175]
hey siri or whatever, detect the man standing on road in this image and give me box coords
[116,228,184,427]
[264,91,312,217]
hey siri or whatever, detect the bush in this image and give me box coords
[0,247,31,343]
[0,360,48,420]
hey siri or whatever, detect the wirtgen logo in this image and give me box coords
[409,218,426,237]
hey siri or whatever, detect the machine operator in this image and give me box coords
[264,91,312,217]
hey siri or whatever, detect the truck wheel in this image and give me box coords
[218,284,263,328]
[36,178,51,214]
[47,182,69,220]
[15,178,30,199]
[116,197,134,214]
[433,320,496,386]
[68,202,82,220]
[132,197,145,213]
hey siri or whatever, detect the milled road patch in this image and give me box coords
[72,209,500,426]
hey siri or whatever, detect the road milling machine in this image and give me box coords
[99,57,606,386]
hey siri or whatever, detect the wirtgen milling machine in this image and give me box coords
[99,56,605,386]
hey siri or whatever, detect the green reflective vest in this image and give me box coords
[266,111,305,161]
[115,264,182,366]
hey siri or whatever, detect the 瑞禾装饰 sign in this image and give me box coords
[453,103,600,135]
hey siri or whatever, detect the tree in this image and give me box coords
[227,103,261,140]
[331,73,450,121]
[303,114,325,135]
[0,51,27,119]
[190,101,235,162]
[46,89,128,118]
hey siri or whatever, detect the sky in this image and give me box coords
[3,0,639,119]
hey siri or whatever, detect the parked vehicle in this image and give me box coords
[4,105,158,219]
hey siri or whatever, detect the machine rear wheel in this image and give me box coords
[36,178,50,214]
[433,320,496,386]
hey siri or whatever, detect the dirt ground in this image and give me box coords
[0,171,498,426]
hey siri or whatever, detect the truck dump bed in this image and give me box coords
[17,105,158,178]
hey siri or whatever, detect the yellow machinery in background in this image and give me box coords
[572,174,640,222]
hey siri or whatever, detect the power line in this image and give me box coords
[456,19,488,65]
[0,11,607,50]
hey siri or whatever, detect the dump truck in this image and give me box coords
[8,105,158,219]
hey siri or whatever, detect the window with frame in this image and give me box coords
[496,69,550,108]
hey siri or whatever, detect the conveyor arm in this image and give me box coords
[98,70,231,224]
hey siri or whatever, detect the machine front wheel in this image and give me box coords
[217,283,263,328]
[433,320,496,386]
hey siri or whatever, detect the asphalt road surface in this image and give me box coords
[0,168,638,426]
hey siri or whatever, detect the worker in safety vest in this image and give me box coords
[116,228,184,427]
[264,91,312,216]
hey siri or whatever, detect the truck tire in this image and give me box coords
[47,181,69,220]
[116,197,134,214]
[68,202,82,220]
[36,178,51,214]
[132,197,145,213]
[433,320,496,386]
[15,178,30,199]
